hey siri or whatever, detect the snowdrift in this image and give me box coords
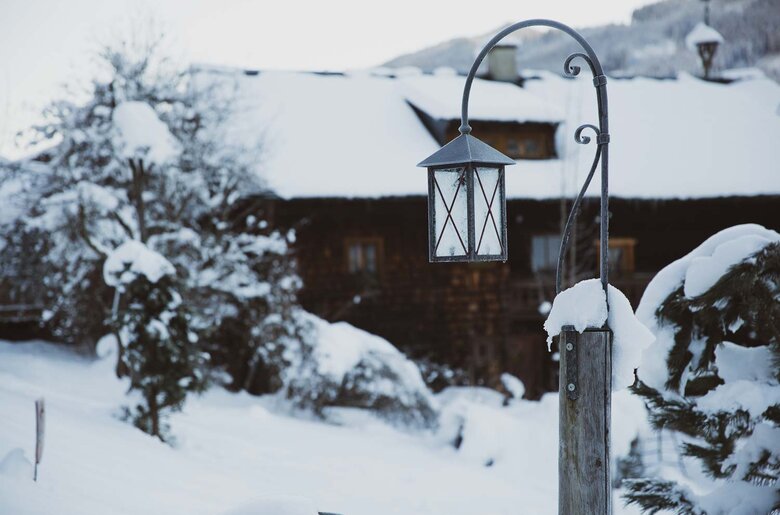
[286,314,438,428]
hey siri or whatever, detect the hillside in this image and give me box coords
[384,0,780,80]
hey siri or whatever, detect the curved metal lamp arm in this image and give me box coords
[460,19,611,297]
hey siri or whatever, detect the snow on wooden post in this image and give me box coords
[34,397,45,481]
[558,326,612,515]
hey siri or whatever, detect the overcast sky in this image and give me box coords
[0,0,657,158]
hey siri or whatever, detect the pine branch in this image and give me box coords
[622,479,704,515]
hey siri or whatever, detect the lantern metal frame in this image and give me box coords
[420,18,611,296]
[419,132,515,263]
[425,162,509,263]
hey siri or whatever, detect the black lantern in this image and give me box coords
[418,133,514,263]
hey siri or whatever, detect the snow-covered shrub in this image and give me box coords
[105,241,208,442]
[435,387,521,467]
[413,356,470,392]
[0,29,307,404]
[500,373,526,402]
[0,27,313,443]
[191,229,306,395]
[624,224,780,514]
[285,314,438,428]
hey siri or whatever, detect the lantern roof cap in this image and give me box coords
[417,133,516,168]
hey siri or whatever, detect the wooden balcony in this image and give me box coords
[0,278,45,323]
[503,273,655,320]
[0,304,43,323]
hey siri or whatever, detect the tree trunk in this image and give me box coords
[128,158,147,243]
[149,390,161,441]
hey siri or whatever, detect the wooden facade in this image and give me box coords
[409,103,558,160]
[257,194,780,399]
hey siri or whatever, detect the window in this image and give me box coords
[346,238,382,275]
[523,138,540,157]
[531,234,561,273]
[608,238,636,274]
[501,135,546,159]
[596,237,636,275]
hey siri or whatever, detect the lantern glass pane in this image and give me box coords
[474,167,504,256]
[433,168,468,258]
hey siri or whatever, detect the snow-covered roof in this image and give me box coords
[399,74,563,124]
[215,68,780,200]
[520,71,780,199]
[685,22,725,51]
[218,70,440,198]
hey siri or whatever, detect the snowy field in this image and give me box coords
[0,340,645,515]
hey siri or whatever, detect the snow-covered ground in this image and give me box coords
[0,340,646,515]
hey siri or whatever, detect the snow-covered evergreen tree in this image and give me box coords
[614,437,646,489]
[190,227,307,394]
[0,29,309,435]
[104,240,208,442]
[625,225,780,514]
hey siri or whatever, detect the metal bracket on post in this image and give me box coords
[562,325,578,401]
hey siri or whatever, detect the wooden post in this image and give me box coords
[559,326,612,515]
[34,398,45,481]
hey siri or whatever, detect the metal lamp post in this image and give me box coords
[688,1,723,80]
[418,19,613,514]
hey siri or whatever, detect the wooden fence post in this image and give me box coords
[34,397,45,481]
[559,326,612,515]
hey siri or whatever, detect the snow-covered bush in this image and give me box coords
[500,373,526,402]
[0,28,305,380]
[191,229,306,395]
[105,241,208,442]
[285,314,438,428]
[0,29,309,439]
[624,224,780,514]
[435,386,522,467]
[413,356,470,392]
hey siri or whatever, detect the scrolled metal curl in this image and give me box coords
[455,19,610,296]
[574,124,601,145]
[563,52,596,78]
[555,137,603,294]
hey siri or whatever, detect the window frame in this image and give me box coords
[530,233,562,273]
[595,237,637,275]
[344,237,384,277]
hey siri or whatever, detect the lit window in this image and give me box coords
[346,239,381,275]
[531,234,561,272]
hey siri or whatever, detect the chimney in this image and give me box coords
[487,41,518,82]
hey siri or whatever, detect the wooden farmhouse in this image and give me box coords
[212,47,780,398]
[2,45,779,399]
